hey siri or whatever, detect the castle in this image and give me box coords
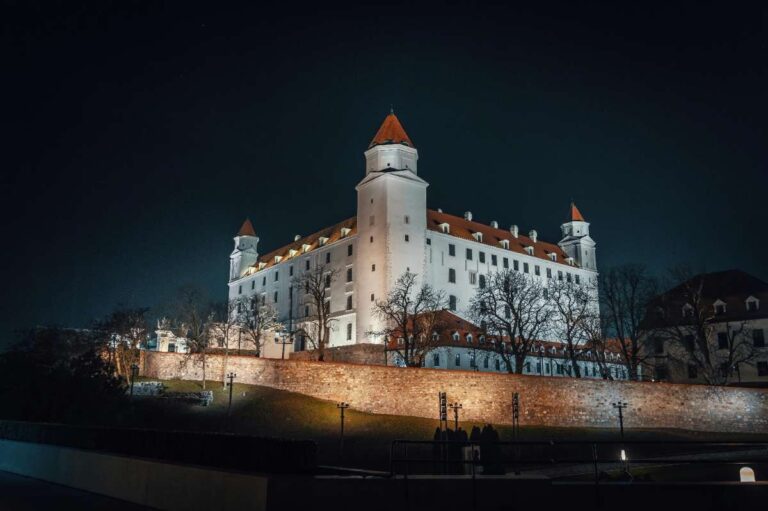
[227,112,626,378]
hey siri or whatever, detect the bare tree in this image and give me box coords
[293,265,339,361]
[369,271,447,367]
[241,294,281,356]
[94,307,149,382]
[469,269,554,374]
[174,285,215,389]
[549,279,597,378]
[581,313,614,380]
[209,298,249,389]
[650,267,756,385]
[599,264,657,380]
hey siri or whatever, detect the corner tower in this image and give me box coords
[558,203,597,271]
[229,218,259,281]
[354,111,428,343]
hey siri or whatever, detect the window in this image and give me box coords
[369,215,375,226]
[503,257,509,269]
[575,274,580,285]
[404,215,410,224]
[371,293,375,302]
[523,263,529,274]
[449,295,457,311]
[687,365,698,379]
[495,358,501,371]
[682,305,694,318]
[653,338,664,354]
[534,265,540,276]
[448,268,456,283]
[275,271,279,281]
[448,244,455,256]
[273,291,278,303]
[479,252,486,263]
[747,299,759,312]
[404,234,410,242]
[566,273,572,282]
[547,268,552,279]
[466,334,473,344]
[346,323,352,341]
[452,331,460,342]
[289,266,294,277]
[238,285,242,295]
[347,268,353,282]
[347,244,353,256]
[491,254,497,266]
[684,334,695,351]
[469,272,477,285]
[479,274,486,289]
[426,238,431,245]
[715,303,726,315]
[168,343,176,353]
[346,295,353,310]
[304,305,310,317]
[758,361,768,376]
[466,248,473,260]
[370,236,374,243]
[504,305,511,319]
[469,351,476,367]
[455,354,461,367]
[372,264,376,271]
[513,260,519,271]
[325,274,331,288]
[305,260,310,271]
[251,281,255,290]
[325,252,331,264]
[433,353,440,366]
[717,332,729,350]
[754,329,765,348]
[558,271,563,281]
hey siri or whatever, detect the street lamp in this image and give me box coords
[226,372,237,419]
[611,401,628,439]
[129,363,139,399]
[448,402,463,431]
[337,402,350,460]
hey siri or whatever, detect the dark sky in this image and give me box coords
[2,1,766,341]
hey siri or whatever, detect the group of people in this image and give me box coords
[431,424,505,475]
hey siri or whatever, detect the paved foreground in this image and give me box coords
[0,470,153,510]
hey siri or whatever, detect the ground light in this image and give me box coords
[740,467,756,482]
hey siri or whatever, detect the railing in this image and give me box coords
[390,439,768,483]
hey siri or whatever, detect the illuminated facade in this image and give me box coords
[228,112,599,352]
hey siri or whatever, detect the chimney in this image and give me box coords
[510,225,519,238]
[464,211,473,221]
[529,229,538,243]
[490,220,498,229]
[294,235,301,241]
[437,208,443,213]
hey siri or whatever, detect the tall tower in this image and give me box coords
[354,111,428,343]
[229,218,259,281]
[558,203,597,271]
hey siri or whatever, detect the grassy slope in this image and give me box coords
[128,378,767,470]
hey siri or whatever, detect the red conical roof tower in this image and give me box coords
[368,110,414,149]
[570,202,585,222]
[237,218,256,237]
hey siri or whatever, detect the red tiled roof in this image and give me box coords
[426,209,575,267]
[246,217,357,273]
[369,112,414,149]
[571,203,585,222]
[237,218,256,237]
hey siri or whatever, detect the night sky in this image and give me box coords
[2,1,766,342]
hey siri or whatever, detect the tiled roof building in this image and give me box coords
[227,112,601,370]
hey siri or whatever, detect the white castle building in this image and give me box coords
[227,112,624,378]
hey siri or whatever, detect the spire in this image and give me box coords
[570,202,585,222]
[237,218,256,237]
[369,111,414,149]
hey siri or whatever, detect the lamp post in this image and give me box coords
[611,401,628,439]
[129,363,139,399]
[337,402,350,460]
[448,402,463,431]
[226,372,237,419]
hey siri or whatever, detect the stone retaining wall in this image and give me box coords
[140,351,768,433]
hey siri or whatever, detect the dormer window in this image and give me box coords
[524,246,534,256]
[472,232,483,242]
[499,239,510,249]
[566,257,574,266]
[713,299,727,316]
[548,252,557,262]
[274,255,283,263]
[289,249,298,257]
[318,236,329,247]
[466,334,473,344]
[746,296,760,312]
[302,243,311,253]
[452,331,460,342]
[340,227,351,238]
[682,303,694,318]
[439,222,450,234]
[258,262,267,270]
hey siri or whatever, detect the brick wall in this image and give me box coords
[289,343,390,365]
[140,351,768,433]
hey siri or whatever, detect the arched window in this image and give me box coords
[452,331,460,342]
[433,353,440,366]
[479,274,486,289]
[466,334,473,344]
[455,354,461,367]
